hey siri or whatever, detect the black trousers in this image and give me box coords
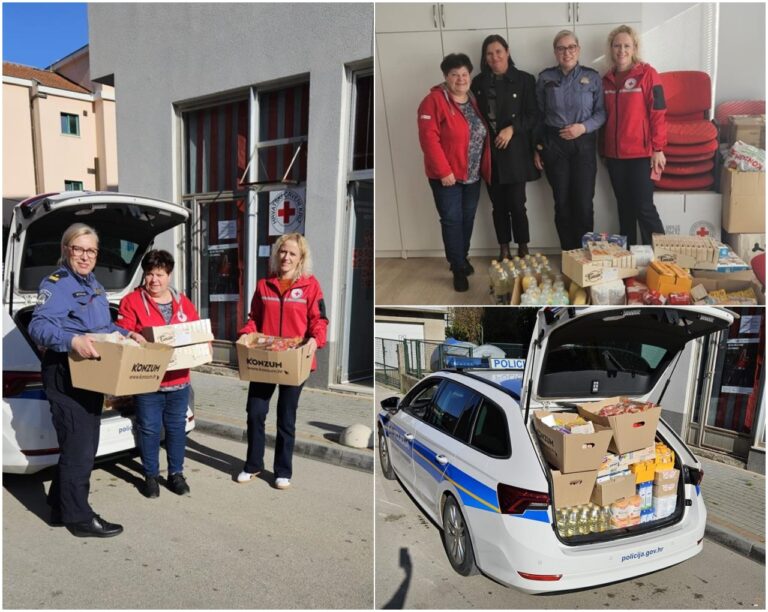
[244,381,305,479]
[487,180,530,245]
[541,129,597,250]
[606,157,665,246]
[42,351,103,524]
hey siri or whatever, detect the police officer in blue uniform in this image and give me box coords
[534,30,606,250]
[29,223,144,537]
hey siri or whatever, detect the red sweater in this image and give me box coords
[417,84,492,183]
[117,287,201,388]
[602,63,667,159]
[239,274,328,371]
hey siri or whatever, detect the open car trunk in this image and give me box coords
[520,307,733,546]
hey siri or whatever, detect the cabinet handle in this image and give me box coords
[568,3,571,22]
[433,4,438,28]
[440,4,446,28]
[576,2,580,22]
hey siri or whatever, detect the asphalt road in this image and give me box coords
[375,468,766,609]
[3,430,373,609]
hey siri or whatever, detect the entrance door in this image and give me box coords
[689,309,765,459]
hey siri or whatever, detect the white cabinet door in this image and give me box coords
[376,31,447,255]
[376,3,441,33]
[574,22,641,73]
[574,2,642,26]
[506,2,571,28]
[440,28,502,70]
[438,3,508,31]
[375,46,404,255]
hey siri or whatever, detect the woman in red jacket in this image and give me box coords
[418,53,491,293]
[237,233,328,489]
[602,25,667,246]
[117,250,201,498]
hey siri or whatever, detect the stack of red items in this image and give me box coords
[248,335,304,351]
[625,278,648,305]
[598,398,657,417]
[667,293,692,305]
[643,290,666,305]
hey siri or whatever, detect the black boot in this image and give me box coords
[453,271,469,292]
[517,243,529,258]
[143,475,160,498]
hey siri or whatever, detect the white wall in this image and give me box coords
[715,2,766,106]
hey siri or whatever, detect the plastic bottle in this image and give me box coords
[566,508,579,537]
[556,509,567,535]
[521,268,537,292]
[577,505,590,535]
[589,504,602,533]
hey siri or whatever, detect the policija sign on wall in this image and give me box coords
[268,188,306,236]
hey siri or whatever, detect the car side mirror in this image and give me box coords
[380,396,401,414]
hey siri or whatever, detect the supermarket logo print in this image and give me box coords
[621,546,664,563]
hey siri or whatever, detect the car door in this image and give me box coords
[386,377,443,489]
[412,380,482,518]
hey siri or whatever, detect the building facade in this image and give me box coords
[2,57,118,229]
[88,3,374,392]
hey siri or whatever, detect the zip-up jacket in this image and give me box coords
[117,286,201,388]
[239,274,328,371]
[602,62,667,159]
[417,84,492,184]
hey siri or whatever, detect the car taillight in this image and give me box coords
[497,483,550,514]
[517,571,563,582]
[3,371,43,397]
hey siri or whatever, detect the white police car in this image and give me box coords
[3,191,195,474]
[378,306,733,593]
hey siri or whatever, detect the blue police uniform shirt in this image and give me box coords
[28,265,126,353]
[536,63,606,134]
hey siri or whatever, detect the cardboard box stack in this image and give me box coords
[236,332,313,385]
[534,397,678,538]
[142,319,214,372]
[68,332,173,395]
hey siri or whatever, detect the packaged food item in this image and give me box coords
[636,481,653,509]
[655,443,676,470]
[667,292,692,305]
[653,495,676,519]
[247,335,304,351]
[725,139,765,172]
[596,398,657,418]
[581,232,628,249]
[646,260,693,296]
[610,498,630,528]
[627,495,642,525]
[643,290,666,305]
[640,507,654,524]
[589,279,626,305]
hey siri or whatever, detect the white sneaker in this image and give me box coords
[236,471,259,483]
[275,477,291,489]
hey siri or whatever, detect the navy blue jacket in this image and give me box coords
[29,265,126,353]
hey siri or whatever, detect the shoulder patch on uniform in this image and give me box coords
[652,84,666,110]
[36,289,52,306]
[47,271,68,283]
[72,290,88,298]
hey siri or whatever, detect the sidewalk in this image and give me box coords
[190,369,374,473]
[373,383,764,564]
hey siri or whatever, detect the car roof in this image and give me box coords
[436,369,524,401]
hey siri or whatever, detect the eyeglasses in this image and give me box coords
[69,245,99,258]
[555,44,580,54]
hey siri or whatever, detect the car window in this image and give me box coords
[401,379,442,420]
[424,381,480,440]
[470,399,510,458]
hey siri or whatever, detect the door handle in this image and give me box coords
[436,454,449,465]
[440,4,446,28]
[432,4,438,28]
[405,433,415,441]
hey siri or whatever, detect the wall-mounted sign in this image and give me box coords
[268,188,306,236]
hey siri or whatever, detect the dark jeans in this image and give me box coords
[541,129,597,250]
[133,385,190,477]
[606,157,665,246]
[42,351,103,524]
[428,179,481,271]
[487,180,530,244]
[244,382,305,479]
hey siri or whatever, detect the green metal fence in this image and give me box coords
[374,337,401,389]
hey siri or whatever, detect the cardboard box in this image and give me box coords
[236,333,312,385]
[577,397,662,454]
[654,468,680,487]
[655,192,721,240]
[532,410,613,473]
[591,473,636,506]
[646,261,693,296]
[652,481,678,498]
[723,231,766,264]
[561,249,638,288]
[721,168,765,233]
[167,342,213,371]
[728,115,765,148]
[550,469,598,510]
[69,335,173,395]
[652,234,721,270]
[692,277,765,305]
[142,319,214,347]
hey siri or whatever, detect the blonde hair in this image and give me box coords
[59,223,99,266]
[553,30,579,49]
[607,25,642,65]
[270,233,312,280]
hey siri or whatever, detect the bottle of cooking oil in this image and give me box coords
[600,505,612,532]
[589,504,602,533]
[555,508,566,535]
[577,505,590,535]
[566,508,579,537]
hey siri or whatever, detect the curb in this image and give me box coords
[705,523,766,565]
[194,418,373,474]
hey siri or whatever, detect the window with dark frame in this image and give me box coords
[64,180,83,191]
[352,73,373,171]
[60,113,80,136]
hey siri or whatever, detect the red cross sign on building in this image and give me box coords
[269,188,306,236]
